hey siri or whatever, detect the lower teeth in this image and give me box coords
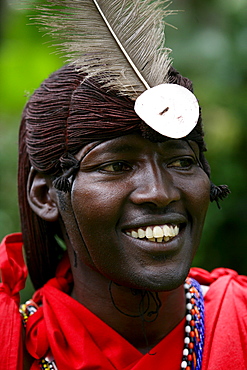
[147,236,172,242]
[126,232,175,242]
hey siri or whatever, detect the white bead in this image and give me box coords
[181,361,188,368]
[184,283,190,289]
[186,314,192,321]
[185,325,191,333]
[186,292,192,299]
[186,303,192,310]
[183,348,189,356]
[184,337,190,344]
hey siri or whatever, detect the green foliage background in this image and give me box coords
[0,0,246,299]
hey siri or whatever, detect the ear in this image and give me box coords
[27,167,59,222]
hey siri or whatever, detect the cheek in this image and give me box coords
[180,174,210,261]
[174,170,211,246]
[194,176,211,212]
[68,183,117,269]
[184,174,211,238]
[71,178,124,231]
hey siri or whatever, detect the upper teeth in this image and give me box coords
[126,225,179,242]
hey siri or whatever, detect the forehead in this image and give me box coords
[77,134,199,161]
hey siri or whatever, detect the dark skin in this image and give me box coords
[26,134,210,365]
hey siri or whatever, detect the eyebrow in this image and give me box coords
[162,140,192,150]
[97,142,138,154]
[84,138,196,160]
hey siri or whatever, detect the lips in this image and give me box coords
[125,224,180,243]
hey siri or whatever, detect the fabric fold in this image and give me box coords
[0,233,27,370]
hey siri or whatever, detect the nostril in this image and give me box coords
[130,183,180,208]
[129,162,181,207]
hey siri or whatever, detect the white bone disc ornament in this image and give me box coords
[134,84,200,139]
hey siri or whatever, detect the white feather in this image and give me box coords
[31,0,175,99]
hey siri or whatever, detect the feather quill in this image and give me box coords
[30,0,175,99]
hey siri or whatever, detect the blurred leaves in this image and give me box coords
[0,0,246,277]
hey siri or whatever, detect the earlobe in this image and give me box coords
[27,167,59,222]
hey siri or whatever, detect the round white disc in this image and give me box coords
[134,84,199,139]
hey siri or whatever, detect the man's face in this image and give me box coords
[61,134,210,291]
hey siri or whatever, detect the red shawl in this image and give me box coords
[1,233,247,370]
[0,233,27,370]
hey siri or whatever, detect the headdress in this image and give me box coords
[30,0,199,138]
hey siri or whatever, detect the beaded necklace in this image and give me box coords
[20,277,204,370]
[181,277,205,370]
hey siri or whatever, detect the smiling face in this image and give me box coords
[60,134,210,292]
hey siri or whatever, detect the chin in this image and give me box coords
[142,277,186,292]
[143,260,192,292]
[123,267,190,293]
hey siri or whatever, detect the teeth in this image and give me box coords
[138,228,146,238]
[146,226,153,239]
[153,226,163,238]
[126,224,180,243]
[131,230,138,238]
[169,226,175,237]
[163,225,170,237]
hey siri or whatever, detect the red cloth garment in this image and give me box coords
[1,233,247,369]
[26,254,185,370]
[0,233,27,370]
[189,268,247,370]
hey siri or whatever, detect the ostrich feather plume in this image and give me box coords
[30,0,175,99]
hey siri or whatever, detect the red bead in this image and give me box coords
[190,331,195,337]
[188,354,193,361]
[189,343,194,349]
[190,320,195,326]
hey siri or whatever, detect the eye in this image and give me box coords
[99,161,132,173]
[168,157,196,169]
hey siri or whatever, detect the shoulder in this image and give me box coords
[189,266,247,286]
[198,268,247,369]
[190,266,247,311]
[189,266,247,301]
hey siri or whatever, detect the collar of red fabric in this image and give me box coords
[24,250,186,370]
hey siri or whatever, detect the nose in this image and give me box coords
[130,162,180,208]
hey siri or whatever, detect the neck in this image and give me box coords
[71,262,186,354]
